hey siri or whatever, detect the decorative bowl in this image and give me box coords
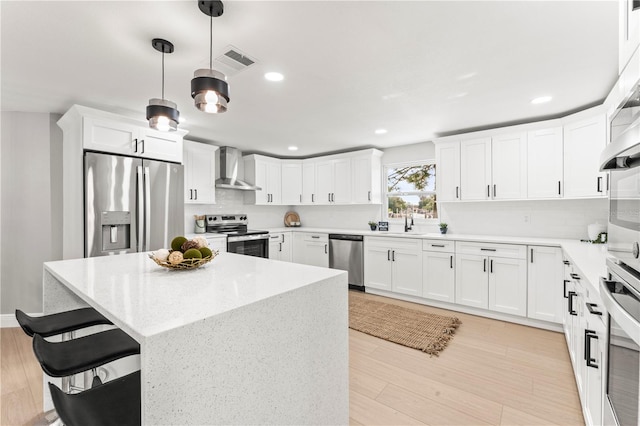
[149,250,219,270]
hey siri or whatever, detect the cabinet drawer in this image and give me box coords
[422,239,454,252]
[455,241,526,259]
[300,232,328,243]
[366,236,421,250]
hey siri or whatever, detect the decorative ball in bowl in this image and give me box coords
[149,236,219,270]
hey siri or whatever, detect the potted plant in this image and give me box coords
[439,222,448,234]
[368,221,377,231]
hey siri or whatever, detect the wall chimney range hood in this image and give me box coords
[216,146,261,191]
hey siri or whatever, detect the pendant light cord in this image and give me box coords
[209,12,213,70]
[161,51,165,100]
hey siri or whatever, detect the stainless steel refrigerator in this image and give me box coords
[84,152,184,257]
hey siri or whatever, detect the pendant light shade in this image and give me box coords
[147,38,180,131]
[191,0,230,114]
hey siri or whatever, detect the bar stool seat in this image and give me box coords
[33,329,140,377]
[15,308,112,338]
[49,370,141,426]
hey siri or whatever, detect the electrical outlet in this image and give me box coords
[524,215,530,223]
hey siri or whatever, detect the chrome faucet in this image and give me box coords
[404,210,413,232]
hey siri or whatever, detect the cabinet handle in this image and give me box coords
[606,174,610,192]
[141,139,145,154]
[189,189,193,200]
[332,193,335,202]
[483,258,487,272]
[450,255,453,269]
[300,194,302,203]
[570,273,581,281]
[392,250,395,262]
[368,191,371,201]
[387,250,391,261]
[312,194,315,203]
[487,185,490,198]
[493,184,496,198]
[563,280,570,298]
[325,244,327,254]
[456,186,459,199]
[279,243,282,252]
[282,234,285,243]
[586,302,603,316]
[311,236,320,239]
[530,248,533,263]
[563,260,570,265]
[558,181,561,195]
[431,244,445,248]
[194,189,197,200]
[328,193,331,202]
[568,291,577,315]
[490,259,494,273]
[584,330,598,368]
[480,248,496,252]
[597,176,602,193]
[133,138,138,153]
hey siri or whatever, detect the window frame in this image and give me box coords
[383,159,438,224]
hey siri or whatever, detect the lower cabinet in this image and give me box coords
[527,246,564,323]
[364,237,422,296]
[292,232,328,267]
[422,240,455,302]
[455,242,527,317]
[268,232,291,262]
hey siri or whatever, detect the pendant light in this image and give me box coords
[191,0,230,113]
[147,38,180,132]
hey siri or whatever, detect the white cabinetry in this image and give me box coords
[563,114,607,198]
[422,240,455,302]
[527,246,564,323]
[268,232,292,262]
[435,141,461,201]
[455,242,527,316]
[351,150,383,204]
[491,132,527,200]
[281,161,302,205]
[460,138,492,200]
[203,235,227,254]
[83,114,184,163]
[302,160,316,204]
[364,237,422,296]
[183,140,217,204]
[292,232,328,267]
[244,155,282,205]
[527,127,564,198]
[619,0,640,73]
[315,157,351,204]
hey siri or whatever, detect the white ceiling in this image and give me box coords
[1,1,619,157]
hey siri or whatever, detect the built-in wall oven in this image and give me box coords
[205,214,269,258]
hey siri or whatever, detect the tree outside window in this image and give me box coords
[386,163,437,220]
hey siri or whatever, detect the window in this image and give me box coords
[385,162,437,223]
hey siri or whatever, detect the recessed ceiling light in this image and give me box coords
[265,72,284,82]
[288,146,298,151]
[531,96,552,104]
[375,129,387,135]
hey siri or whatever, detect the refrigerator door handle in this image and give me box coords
[137,166,144,252]
[144,166,151,252]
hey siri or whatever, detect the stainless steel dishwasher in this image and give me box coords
[329,234,364,291]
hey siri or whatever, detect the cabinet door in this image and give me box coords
[83,117,138,155]
[140,128,183,163]
[527,246,563,323]
[315,160,334,204]
[455,254,488,308]
[184,141,216,205]
[488,257,527,317]
[281,161,302,205]
[352,153,382,204]
[491,132,527,200]
[584,315,605,426]
[302,161,316,204]
[563,115,607,198]
[364,246,393,291]
[527,127,563,199]
[435,141,460,201]
[301,241,328,267]
[391,246,422,296]
[332,158,352,204]
[460,138,491,200]
[253,161,270,205]
[267,161,282,204]
[279,232,292,262]
[422,251,455,302]
[268,234,283,261]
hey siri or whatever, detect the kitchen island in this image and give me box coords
[42,252,348,425]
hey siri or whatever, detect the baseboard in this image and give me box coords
[1,312,42,328]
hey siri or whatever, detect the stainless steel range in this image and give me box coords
[205,214,269,258]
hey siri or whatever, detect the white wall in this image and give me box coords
[1,112,63,315]
[382,141,435,165]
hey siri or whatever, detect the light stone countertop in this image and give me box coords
[43,252,346,343]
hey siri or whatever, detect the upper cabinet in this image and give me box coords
[435,141,461,201]
[619,0,640,74]
[434,107,607,202]
[244,155,283,205]
[527,127,563,199]
[183,140,217,205]
[302,160,317,204]
[281,161,303,205]
[562,114,607,198]
[82,112,184,163]
[351,150,383,204]
[315,157,351,204]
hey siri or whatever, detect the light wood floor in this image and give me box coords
[1,292,584,425]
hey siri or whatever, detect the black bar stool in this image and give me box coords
[15,308,112,337]
[49,370,141,426]
[32,329,140,379]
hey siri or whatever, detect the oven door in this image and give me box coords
[600,266,640,426]
[609,166,640,272]
[227,234,269,258]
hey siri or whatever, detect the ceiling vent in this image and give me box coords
[214,46,257,77]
